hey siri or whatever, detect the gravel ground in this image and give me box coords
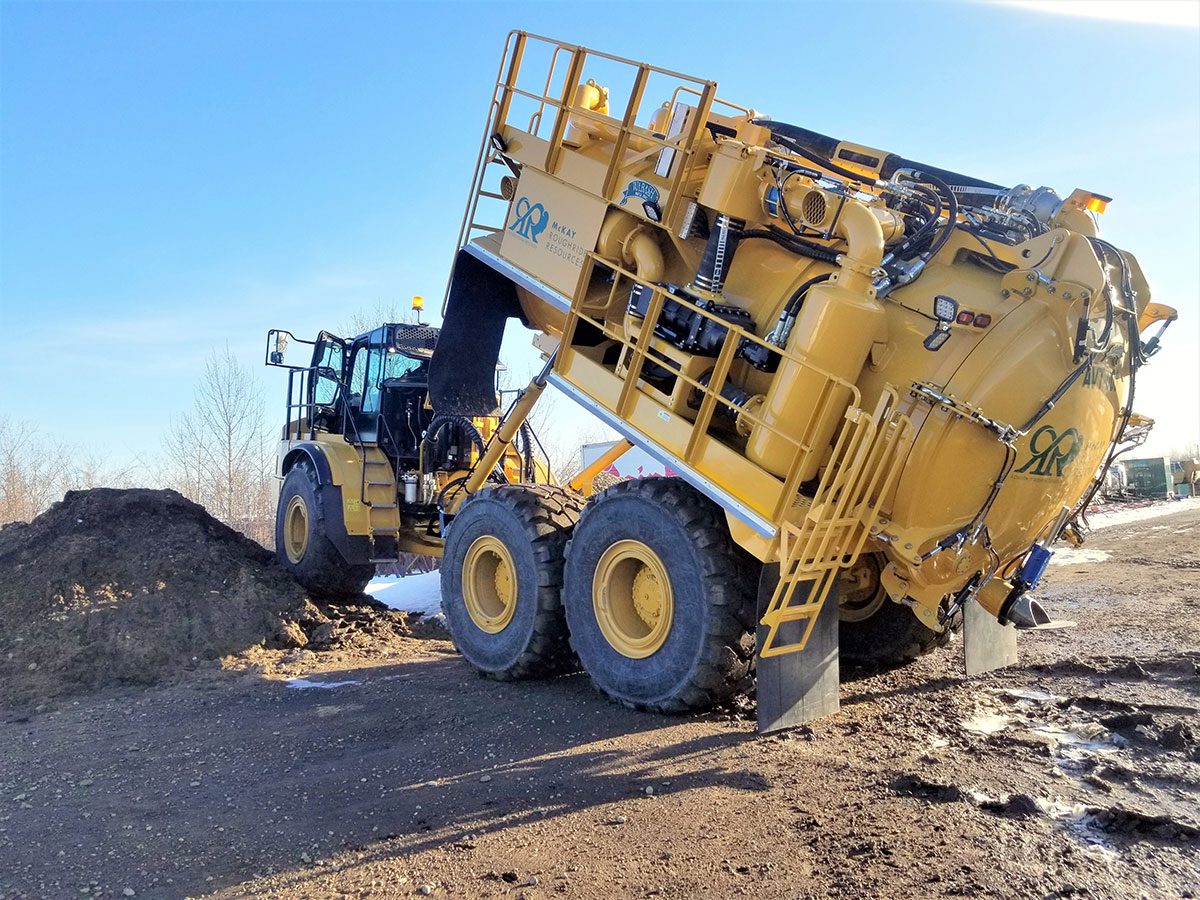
[1,507,1197,899]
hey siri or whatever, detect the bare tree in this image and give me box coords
[339,297,421,339]
[0,417,138,525]
[162,347,275,545]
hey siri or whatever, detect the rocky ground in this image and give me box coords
[1,505,1197,899]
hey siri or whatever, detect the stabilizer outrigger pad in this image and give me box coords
[755,564,840,734]
[962,597,1018,676]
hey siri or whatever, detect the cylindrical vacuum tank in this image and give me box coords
[746,279,885,480]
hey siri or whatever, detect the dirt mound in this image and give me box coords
[0,488,328,708]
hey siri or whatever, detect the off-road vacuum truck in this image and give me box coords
[267,32,1177,732]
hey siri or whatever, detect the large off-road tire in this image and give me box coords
[562,478,757,713]
[276,462,375,599]
[838,552,950,666]
[441,484,583,681]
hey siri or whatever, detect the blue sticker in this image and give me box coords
[509,196,549,244]
[620,179,660,207]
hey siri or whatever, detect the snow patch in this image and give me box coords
[1049,548,1111,566]
[1086,497,1200,531]
[285,678,362,690]
[365,571,443,618]
[962,711,1011,734]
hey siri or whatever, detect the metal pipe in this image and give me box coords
[568,438,633,495]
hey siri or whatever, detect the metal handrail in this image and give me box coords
[556,254,864,524]
[446,31,726,312]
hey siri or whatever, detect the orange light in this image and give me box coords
[1086,196,1108,214]
[412,295,425,311]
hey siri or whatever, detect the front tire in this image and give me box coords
[441,485,583,680]
[275,462,375,599]
[562,479,756,713]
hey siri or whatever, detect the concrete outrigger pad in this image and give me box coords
[755,564,840,734]
[963,597,1018,676]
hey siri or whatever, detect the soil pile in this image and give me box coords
[0,488,328,708]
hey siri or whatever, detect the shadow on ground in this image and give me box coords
[0,653,764,898]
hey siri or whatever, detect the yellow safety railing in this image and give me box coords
[557,256,888,523]
[450,31,742,286]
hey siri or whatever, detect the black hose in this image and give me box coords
[783,273,834,319]
[911,170,959,259]
[883,184,941,260]
[762,131,869,182]
[422,415,485,462]
[741,227,840,263]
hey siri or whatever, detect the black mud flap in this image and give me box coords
[962,597,1017,676]
[428,249,523,416]
[755,564,841,734]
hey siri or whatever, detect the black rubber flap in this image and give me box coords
[428,249,521,416]
[755,564,841,734]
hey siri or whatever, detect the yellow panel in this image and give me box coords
[500,168,609,297]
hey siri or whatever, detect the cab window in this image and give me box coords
[311,339,344,406]
[349,346,369,408]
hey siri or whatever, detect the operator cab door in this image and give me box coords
[307,333,346,433]
[346,339,381,444]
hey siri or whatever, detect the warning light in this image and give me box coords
[412,295,425,311]
[1086,196,1108,215]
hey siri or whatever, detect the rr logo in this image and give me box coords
[508,196,549,244]
[1016,424,1082,477]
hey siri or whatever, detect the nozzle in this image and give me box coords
[1002,594,1052,628]
[1000,592,1076,631]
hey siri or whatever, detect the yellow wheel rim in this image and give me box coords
[839,554,886,623]
[593,540,673,659]
[463,536,518,634]
[283,494,310,564]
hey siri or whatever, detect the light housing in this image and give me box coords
[933,295,958,322]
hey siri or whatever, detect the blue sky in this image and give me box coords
[2,0,1197,468]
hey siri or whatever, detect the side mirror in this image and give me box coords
[268,330,289,365]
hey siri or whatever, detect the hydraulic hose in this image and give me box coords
[740,227,840,263]
[423,415,485,461]
[782,273,834,319]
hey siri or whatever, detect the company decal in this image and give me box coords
[509,196,549,244]
[1015,424,1083,477]
[1082,364,1116,392]
[620,179,660,207]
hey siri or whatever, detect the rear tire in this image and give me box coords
[441,485,583,680]
[275,462,375,599]
[563,479,756,713]
[838,552,950,666]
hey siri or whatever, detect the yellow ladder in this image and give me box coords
[759,391,914,658]
[362,453,401,562]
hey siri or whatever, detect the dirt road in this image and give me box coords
[2,507,1197,899]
